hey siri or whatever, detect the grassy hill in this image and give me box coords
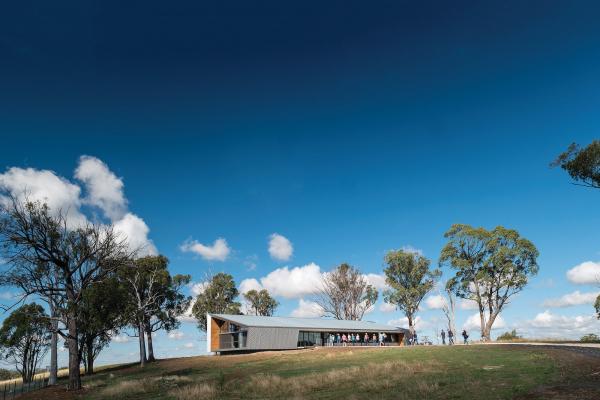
[22,345,600,399]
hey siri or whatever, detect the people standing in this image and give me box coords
[462,329,469,345]
[413,331,418,345]
[342,334,347,346]
[364,332,368,345]
[448,329,454,345]
[336,333,341,345]
[441,329,446,345]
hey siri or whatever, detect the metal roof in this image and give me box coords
[210,314,407,332]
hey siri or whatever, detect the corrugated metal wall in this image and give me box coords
[247,327,299,350]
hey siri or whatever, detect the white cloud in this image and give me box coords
[566,261,600,285]
[180,238,230,261]
[380,302,396,313]
[75,155,126,220]
[459,299,479,310]
[424,295,446,310]
[168,331,185,340]
[463,313,505,332]
[259,262,322,298]
[400,245,423,256]
[188,281,208,297]
[542,290,600,308]
[387,316,429,330]
[239,278,262,295]
[291,299,323,318]
[111,334,131,343]
[178,303,196,323]
[268,233,293,261]
[114,212,157,256]
[0,166,86,227]
[364,273,389,291]
[184,342,194,349]
[522,310,600,339]
[244,255,258,271]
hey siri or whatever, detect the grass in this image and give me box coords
[27,345,600,400]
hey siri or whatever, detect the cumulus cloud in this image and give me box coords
[259,262,322,298]
[268,233,293,261]
[178,303,196,323]
[364,273,389,291]
[566,261,600,285]
[400,245,424,256]
[424,295,446,310]
[459,299,479,310]
[111,334,131,343]
[521,310,600,339]
[542,290,600,308]
[291,299,323,318]
[379,302,396,313]
[463,313,505,331]
[188,281,208,297]
[0,166,86,226]
[75,155,126,220]
[184,342,195,349]
[114,213,157,256]
[0,158,156,255]
[180,238,230,261]
[239,278,262,295]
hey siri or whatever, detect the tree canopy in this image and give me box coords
[0,303,51,383]
[553,140,600,188]
[440,224,539,341]
[243,289,278,316]
[383,250,440,332]
[192,273,241,331]
[316,263,378,321]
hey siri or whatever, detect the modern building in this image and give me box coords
[207,313,408,354]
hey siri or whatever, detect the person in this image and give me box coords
[448,329,454,345]
[462,329,469,345]
[441,329,446,345]
[381,332,386,346]
[364,332,369,345]
[373,333,378,345]
[336,333,341,345]
[341,333,347,346]
[413,331,418,345]
[379,332,384,346]
[329,333,334,347]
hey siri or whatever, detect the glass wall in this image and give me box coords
[297,331,323,347]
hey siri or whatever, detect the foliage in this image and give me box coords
[0,368,19,381]
[497,329,521,341]
[316,263,378,321]
[0,303,51,383]
[580,333,600,343]
[440,224,539,341]
[595,295,600,320]
[552,141,600,188]
[383,250,440,330]
[192,273,241,332]
[243,289,278,316]
[0,198,131,389]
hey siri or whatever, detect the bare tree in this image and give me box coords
[316,263,378,321]
[439,285,457,336]
[0,198,131,390]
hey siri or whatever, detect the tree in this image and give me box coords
[440,224,539,341]
[383,250,440,334]
[0,198,132,389]
[497,329,521,341]
[438,285,457,336]
[0,303,51,383]
[552,140,600,189]
[243,289,278,316]
[316,263,378,321]
[595,295,600,320]
[192,273,241,332]
[77,276,127,374]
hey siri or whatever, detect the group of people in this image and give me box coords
[440,329,469,345]
[327,332,387,346]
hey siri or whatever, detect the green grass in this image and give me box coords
[75,345,591,400]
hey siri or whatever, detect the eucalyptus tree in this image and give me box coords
[383,250,440,334]
[0,198,132,390]
[0,303,51,383]
[243,289,279,316]
[192,273,241,332]
[440,224,539,341]
[316,263,378,321]
[553,140,600,188]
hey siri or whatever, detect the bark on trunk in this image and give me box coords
[49,305,58,385]
[146,323,155,362]
[138,321,147,367]
[86,338,94,375]
[67,312,81,390]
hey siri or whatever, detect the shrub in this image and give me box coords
[497,329,521,341]
[580,333,600,343]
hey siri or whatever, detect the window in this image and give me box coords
[297,331,323,347]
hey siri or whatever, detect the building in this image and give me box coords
[207,313,408,354]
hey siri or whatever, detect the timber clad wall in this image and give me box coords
[210,318,222,352]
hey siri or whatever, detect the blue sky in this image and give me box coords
[1,0,600,367]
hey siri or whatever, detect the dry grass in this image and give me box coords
[99,379,150,397]
[169,383,218,400]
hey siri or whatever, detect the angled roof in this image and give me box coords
[210,314,407,332]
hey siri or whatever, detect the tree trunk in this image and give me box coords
[478,307,487,341]
[138,320,147,367]
[145,322,155,362]
[67,312,81,390]
[86,337,94,375]
[49,303,58,385]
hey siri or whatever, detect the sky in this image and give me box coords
[1,0,600,367]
